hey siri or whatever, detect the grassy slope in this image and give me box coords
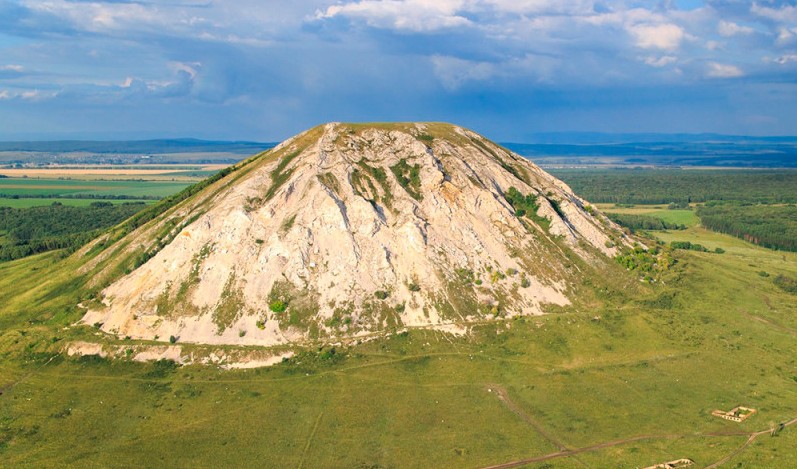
[1,219,796,467]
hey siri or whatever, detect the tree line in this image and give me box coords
[606,213,686,233]
[552,169,797,205]
[0,202,147,262]
[696,204,797,252]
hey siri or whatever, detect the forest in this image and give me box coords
[606,213,686,233]
[0,202,147,262]
[551,169,797,205]
[696,204,797,252]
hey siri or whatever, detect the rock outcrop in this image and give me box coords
[81,123,626,346]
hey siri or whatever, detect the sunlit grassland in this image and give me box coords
[1,221,796,468]
[0,178,192,199]
[596,203,700,227]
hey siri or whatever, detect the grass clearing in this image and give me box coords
[597,204,700,228]
[1,223,796,467]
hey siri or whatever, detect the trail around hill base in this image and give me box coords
[484,386,797,469]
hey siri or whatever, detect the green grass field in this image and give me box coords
[0,178,191,199]
[1,220,796,467]
[597,204,700,228]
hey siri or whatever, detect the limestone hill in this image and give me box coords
[80,123,628,345]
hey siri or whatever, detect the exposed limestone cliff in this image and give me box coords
[81,123,627,346]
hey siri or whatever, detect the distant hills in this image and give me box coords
[503,134,797,168]
[0,138,276,155]
[512,132,797,145]
[1,133,796,167]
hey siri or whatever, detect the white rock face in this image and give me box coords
[81,123,625,346]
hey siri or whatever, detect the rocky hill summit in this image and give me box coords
[81,123,627,346]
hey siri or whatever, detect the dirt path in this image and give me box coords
[742,310,797,338]
[704,416,797,468]
[491,385,568,452]
[480,434,683,469]
[481,397,797,469]
[297,411,324,469]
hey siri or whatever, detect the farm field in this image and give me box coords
[1,220,796,467]
[0,165,221,203]
[0,178,192,198]
[0,165,227,178]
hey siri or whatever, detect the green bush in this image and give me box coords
[269,300,288,313]
[169,335,177,344]
[670,241,708,252]
[374,290,389,300]
[390,159,423,201]
[774,274,797,294]
[607,213,686,232]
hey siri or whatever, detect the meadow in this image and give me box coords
[0,177,191,199]
[1,214,796,467]
[1,159,797,467]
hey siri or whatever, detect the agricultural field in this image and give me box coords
[0,177,191,199]
[0,165,221,208]
[1,216,796,467]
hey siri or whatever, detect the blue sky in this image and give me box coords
[1,0,796,141]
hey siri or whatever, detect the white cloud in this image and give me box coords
[477,0,595,16]
[773,54,797,64]
[0,90,11,100]
[316,0,471,32]
[776,26,797,45]
[706,62,743,78]
[751,3,797,24]
[24,0,160,32]
[18,89,58,101]
[314,0,602,32]
[706,40,723,51]
[644,55,678,67]
[628,23,686,51]
[718,20,754,37]
[170,62,200,80]
[1,64,24,72]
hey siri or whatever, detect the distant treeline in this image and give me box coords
[0,202,147,262]
[606,213,686,232]
[509,140,797,167]
[0,194,162,200]
[0,138,274,154]
[696,204,797,252]
[551,169,797,205]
